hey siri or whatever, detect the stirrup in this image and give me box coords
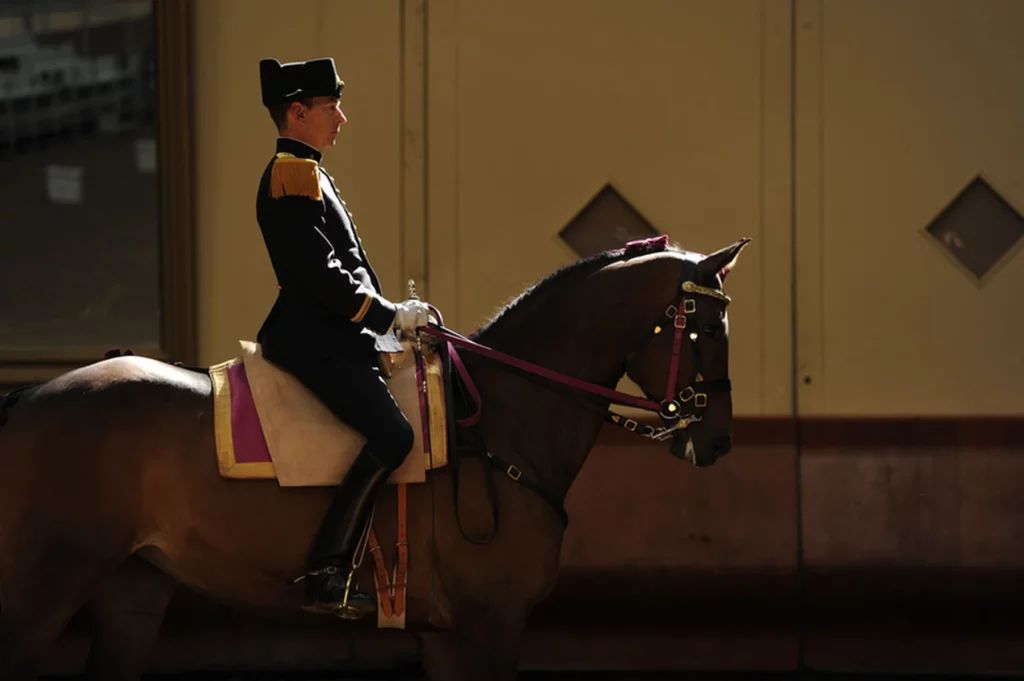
[336,566,375,620]
[296,508,377,620]
[299,564,374,620]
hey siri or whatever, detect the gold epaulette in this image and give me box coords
[270,152,321,201]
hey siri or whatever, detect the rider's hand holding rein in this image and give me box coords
[393,298,430,335]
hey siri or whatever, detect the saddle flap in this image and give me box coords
[225,340,446,487]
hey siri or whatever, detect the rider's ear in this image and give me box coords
[697,238,752,283]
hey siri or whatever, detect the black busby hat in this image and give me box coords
[259,57,343,107]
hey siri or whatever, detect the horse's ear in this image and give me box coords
[698,237,752,283]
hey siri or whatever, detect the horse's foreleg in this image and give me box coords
[83,554,178,681]
[419,607,527,681]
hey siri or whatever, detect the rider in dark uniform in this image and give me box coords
[255,57,430,616]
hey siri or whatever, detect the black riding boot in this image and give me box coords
[301,449,392,617]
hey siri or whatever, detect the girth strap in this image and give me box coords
[484,450,569,528]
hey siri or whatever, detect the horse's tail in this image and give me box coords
[0,396,7,619]
[0,383,40,429]
[0,400,7,620]
[0,384,39,616]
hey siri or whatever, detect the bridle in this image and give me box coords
[413,236,734,540]
[418,242,733,450]
[616,256,733,445]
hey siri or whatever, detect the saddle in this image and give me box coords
[206,335,481,629]
[208,339,450,486]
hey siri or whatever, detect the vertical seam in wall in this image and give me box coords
[454,0,461,327]
[399,0,407,294]
[423,0,430,299]
[316,0,327,66]
[790,0,807,673]
[817,0,826,413]
[759,0,767,415]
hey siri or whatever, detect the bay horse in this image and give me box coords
[0,235,749,680]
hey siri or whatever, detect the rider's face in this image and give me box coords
[293,96,347,150]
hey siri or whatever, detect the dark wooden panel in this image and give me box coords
[527,419,800,670]
[561,420,798,572]
[799,417,1024,673]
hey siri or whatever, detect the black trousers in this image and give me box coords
[265,343,415,471]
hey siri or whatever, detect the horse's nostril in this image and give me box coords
[713,435,732,456]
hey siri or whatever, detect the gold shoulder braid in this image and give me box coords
[270,151,322,201]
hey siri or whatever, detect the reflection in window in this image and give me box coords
[0,0,159,353]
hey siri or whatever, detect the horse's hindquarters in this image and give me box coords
[0,358,215,677]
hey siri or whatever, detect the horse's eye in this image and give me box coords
[703,323,720,338]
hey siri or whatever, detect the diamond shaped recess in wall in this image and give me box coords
[558,184,662,259]
[924,175,1024,282]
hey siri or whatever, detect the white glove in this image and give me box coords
[393,298,429,335]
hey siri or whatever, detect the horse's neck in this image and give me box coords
[466,254,679,501]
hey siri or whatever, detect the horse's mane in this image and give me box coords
[469,237,685,340]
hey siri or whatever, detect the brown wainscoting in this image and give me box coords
[36,415,1024,675]
[796,416,1024,674]
[529,415,801,672]
[524,416,1024,672]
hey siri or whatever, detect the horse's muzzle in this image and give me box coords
[671,432,731,467]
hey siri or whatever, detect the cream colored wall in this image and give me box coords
[192,0,406,366]
[795,0,1024,415]
[191,0,1024,417]
[425,0,795,416]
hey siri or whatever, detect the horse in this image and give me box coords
[0,234,749,680]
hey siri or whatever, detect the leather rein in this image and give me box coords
[416,246,733,542]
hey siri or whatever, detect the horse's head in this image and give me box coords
[623,237,751,468]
